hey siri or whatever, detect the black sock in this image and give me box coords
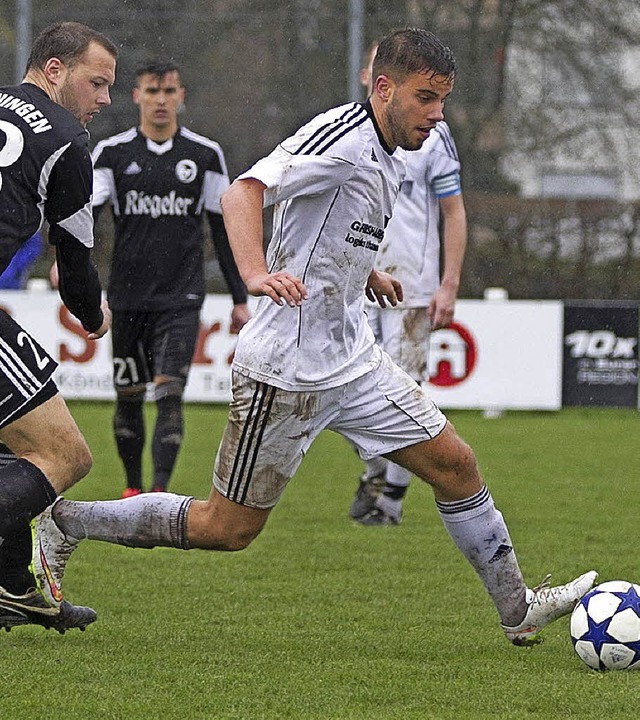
[1,523,35,595]
[0,459,56,540]
[113,396,145,490]
[152,395,183,490]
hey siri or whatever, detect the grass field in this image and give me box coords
[1,403,639,719]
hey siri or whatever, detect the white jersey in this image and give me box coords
[233,102,407,391]
[375,121,461,307]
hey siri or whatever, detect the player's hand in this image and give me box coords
[230,303,251,334]
[88,298,111,340]
[428,285,457,330]
[49,261,59,289]
[245,271,308,307]
[366,270,403,309]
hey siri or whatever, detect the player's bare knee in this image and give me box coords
[220,528,259,551]
[198,524,261,552]
[60,437,93,485]
[432,440,481,494]
[188,498,266,551]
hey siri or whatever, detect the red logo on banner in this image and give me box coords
[428,321,477,387]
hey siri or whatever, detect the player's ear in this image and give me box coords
[374,75,393,102]
[132,87,140,105]
[42,57,64,85]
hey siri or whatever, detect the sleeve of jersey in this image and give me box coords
[238,140,358,207]
[428,126,462,199]
[202,149,229,215]
[45,137,94,249]
[91,144,116,208]
[53,232,103,333]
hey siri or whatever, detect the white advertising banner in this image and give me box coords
[0,291,563,409]
[0,290,242,402]
[425,299,563,410]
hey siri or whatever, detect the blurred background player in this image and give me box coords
[91,60,249,498]
[348,42,467,526]
[0,21,115,632]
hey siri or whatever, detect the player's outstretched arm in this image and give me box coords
[429,192,467,329]
[221,178,307,307]
[52,231,110,338]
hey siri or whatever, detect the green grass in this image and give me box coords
[2,404,639,719]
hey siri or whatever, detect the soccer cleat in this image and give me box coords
[502,570,599,646]
[30,501,81,608]
[348,473,385,520]
[121,487,142,499]
[356,507,401,526]
[0,588,96,634]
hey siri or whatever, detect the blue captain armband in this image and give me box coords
[433,171,461,199]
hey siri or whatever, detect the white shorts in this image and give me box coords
[213,351,446,508]
[366,305,430,382]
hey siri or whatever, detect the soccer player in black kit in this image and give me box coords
[0,21,116,632]
[92,60,249,498]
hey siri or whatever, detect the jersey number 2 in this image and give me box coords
[17,331,50,371]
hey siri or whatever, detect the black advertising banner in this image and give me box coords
[562,302,639,407]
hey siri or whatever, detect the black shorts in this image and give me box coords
[111,306,201,389]
[0,309,58,429]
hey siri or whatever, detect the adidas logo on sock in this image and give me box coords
[488,543,513,564]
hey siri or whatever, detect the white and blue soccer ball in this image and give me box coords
[570,580,640,671]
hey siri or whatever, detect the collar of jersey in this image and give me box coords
[363,100,394,156]
[138,128,177,156]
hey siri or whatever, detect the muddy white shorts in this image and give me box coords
[213,351,446,509]
[365,305,430,382]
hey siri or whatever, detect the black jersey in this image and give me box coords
[0,83,94,271]
[93,126,236,311]
[0,82,103,332]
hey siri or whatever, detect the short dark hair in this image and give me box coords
[26,21,117,71]
[135,60,181,84]
[373,28,456,85]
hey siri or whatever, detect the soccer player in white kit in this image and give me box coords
[349,43,467,525]
[32,28,597,645]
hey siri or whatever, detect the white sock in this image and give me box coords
[436,486,527,626]
[385,461,410,488]
[53,493,193,550]
[363,457,387,480]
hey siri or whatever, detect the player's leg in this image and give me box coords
[0,392,93,544]
[111,311,150,497]
[387,425,596,643]
[0,366,97,631]
[349,307,429,524]
[0,437,45,604]
[149,307,200,492]
[0,424,97,638]
[31,375,333,604]
[338,353,597,644]
[113,388,145,496]
[356,307,430,526]
[348,306,388,519]
[0,383,93,541]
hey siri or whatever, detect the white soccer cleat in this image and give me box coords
[502,570,599,646]
[30,500,81,608]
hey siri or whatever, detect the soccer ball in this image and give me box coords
[570,580,640,671]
